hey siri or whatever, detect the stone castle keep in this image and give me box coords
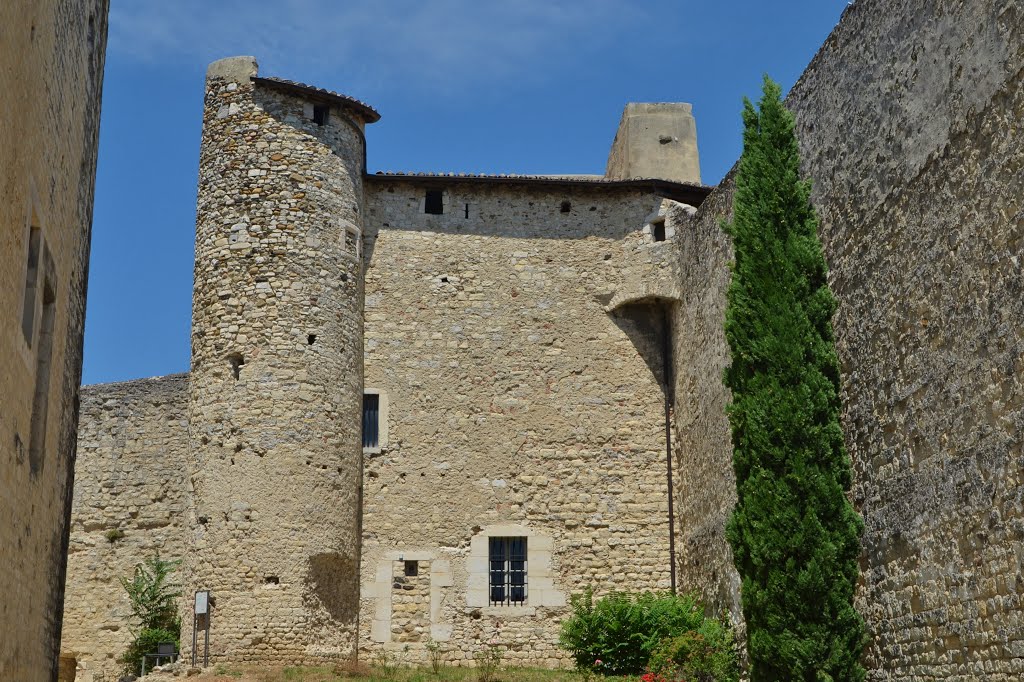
[61,0,1023,680]
[62,55,709,678]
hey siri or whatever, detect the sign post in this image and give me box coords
[192,590,211,668]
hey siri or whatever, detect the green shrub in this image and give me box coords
[559,587,705,675]
[117,554,182,676]
[647,618,740,682]
[119,627,179,675]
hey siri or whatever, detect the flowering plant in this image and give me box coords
[473,637,503,682]
[640,673,669,682]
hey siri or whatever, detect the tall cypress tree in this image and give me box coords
[723,77,867,682]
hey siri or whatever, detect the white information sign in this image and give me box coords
[195,590,209,615]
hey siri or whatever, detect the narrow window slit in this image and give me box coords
[28,245,55,477]
[404,560,418,577]
[21,226,41,344]
[312,105,328,126]
[228,353,244,380]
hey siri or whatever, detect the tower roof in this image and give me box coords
[252,76,381,123]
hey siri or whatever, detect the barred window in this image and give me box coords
[489,536,527,606]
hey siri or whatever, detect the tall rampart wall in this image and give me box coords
[60,376,189,682]
[671,0,1023,678]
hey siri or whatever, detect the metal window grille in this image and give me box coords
[362,393,379,448]
[489,536,527,606]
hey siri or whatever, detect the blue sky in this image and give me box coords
[83,0,848,385]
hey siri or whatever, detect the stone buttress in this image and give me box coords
[184,56,377,664]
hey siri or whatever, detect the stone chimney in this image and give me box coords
[606,102,701,184]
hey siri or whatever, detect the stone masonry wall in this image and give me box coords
[665,196,740,622]
[185,58,368,665]
[61,376,189,682]
[670,0,1023,678]
[359,179,678,666]
[0,2,109,681]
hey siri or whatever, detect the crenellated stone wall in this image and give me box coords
[1,2,109,681]
[670,0,1024,678]
[60,375,189,682]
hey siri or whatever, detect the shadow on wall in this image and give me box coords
[305,552,359,623]
[609,300,672,390]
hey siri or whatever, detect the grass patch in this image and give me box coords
[194,664,628,682]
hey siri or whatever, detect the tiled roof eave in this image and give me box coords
[367,171,713,204]
[252,76,380,123]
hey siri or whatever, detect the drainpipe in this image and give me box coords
[661,306,678,595]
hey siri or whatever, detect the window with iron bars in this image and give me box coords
[489,536,527,606]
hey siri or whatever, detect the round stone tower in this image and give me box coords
[185,56,378,664]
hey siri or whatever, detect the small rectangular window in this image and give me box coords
[424,190,444,215]
[313,104,329,126]
[489,537,527,606]
[362,393,380,449]
[404,560,419,577]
